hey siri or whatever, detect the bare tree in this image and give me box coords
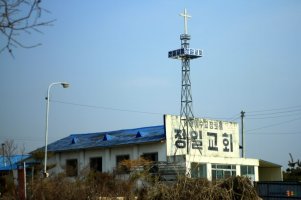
[2,139,18,171]
[288,153,297,170]
[0,0,54,56]
[285,153,301,181]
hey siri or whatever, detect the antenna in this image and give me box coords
[168,9,202,154]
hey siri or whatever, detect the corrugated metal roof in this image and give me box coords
[0,155,30,171]
[40,125,165,153]
[259,159,282,168]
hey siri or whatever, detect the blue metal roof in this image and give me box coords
[42,125,165,152]
[0,155,30,171]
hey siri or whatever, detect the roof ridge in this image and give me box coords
[69,125,164,136]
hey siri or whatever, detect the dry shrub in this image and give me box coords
[116,158,152,175]
[138,176,258,200]
[85,171,133,198]
[1,174,18,200]
[119,158,152,170]
[138,177,215,200]
[6,169,257,200]
[28,174,89,200]
[220,176,258,200]
[27,172,134,200]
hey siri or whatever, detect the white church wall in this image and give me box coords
[49,142,167,176]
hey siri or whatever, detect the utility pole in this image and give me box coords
[241,110,245,158]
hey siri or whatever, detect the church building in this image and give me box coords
[37,114,282,182]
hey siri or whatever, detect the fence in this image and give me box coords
[255,181,301,200]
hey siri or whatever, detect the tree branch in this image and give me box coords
[0,0,54,55]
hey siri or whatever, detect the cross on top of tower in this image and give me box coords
[180,8,191,34]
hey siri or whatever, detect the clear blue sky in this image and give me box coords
[1,0,301,168]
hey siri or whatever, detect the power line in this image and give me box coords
[0,136,56,143]
[201,114,240,121]
[247,131,301,135]
[246,105,301,114]
[209,113,241,121]
[51,100,164,116]
[245,116,301,133]
[53,100,301,127]
[247,112,301,120]
[52,99,240,120]
[227,115,241,121]
[246,108,301,117]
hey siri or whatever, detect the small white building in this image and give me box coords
[40,114,282,182]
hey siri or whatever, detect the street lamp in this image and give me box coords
[43,82,69,177]
[2,143,5,167]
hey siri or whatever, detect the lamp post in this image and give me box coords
[43,82,69,177]
[2,143,5,167]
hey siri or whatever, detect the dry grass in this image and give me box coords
[1,170,258,200]
[138,176,258,200]
[26,172,134,200]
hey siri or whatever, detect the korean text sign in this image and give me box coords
[165,115,240,158]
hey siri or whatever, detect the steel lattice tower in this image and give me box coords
[168,9,202,154]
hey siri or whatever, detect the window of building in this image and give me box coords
[141,152,158,162]
[116,154,130,173]
[116,154,130,166]
[191,163,207,178]
[211,164,236,181]
[90,157,102,172]
[241,165,255,182]
[0,171,9,177]
[141,152,159,173]
[66,159,78,177]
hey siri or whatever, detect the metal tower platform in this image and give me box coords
[168,9,202,154]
